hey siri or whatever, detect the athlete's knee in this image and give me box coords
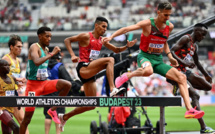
[205,84,212,91]
[140,67,153,76]
[64,80,72,90]
[176,73,187,84]
[107,57,114,64]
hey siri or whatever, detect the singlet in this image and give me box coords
[0,74,16,113]
[48,62,63,80]
[139,18,170,55]
[5,54,21,78]
[79,32,103,62]
[5,54,20,90]
[174,34,196,72]
[26,43,49,81]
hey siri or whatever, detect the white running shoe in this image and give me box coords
[58,113,66,132]
[110,87,126,97]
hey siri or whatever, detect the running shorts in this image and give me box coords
[137,50,172,77]
[25,80,58,112]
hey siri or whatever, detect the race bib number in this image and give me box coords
[147,43,164,54]
[12,73,21,78]
[5,90,15,96]
[89,50,100,60]
[28,91,35,96]
[36,69,48,80]
[183,54,192,61]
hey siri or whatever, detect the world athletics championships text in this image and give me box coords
[16,98,97,106]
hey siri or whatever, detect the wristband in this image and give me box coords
[126,45,129,48]
[166,52,171,56]
[49,53,53,57]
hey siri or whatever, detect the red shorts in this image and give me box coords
[25,80,58,112]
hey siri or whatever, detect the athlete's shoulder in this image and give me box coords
[138,19,151,26]
[169,22,174,31]
[1,55,11,65]
[78,32,90,39]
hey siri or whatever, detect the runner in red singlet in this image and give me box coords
[169,23,215,134]
[59,16,137,132]
[103,1,205,120]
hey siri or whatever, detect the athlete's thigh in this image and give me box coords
[187,72,211,90]
[43,80,58,95]
[165,67,183,81]
[154,62,172,77]
[83,80,97,96]
[80,57,113,79]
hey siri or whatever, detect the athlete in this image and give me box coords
[2,34,29,134]
[102,1,205,119]
[169,23,215,134]
[19,26,71,134]
[59,16,137,131]
[0,59,26,134]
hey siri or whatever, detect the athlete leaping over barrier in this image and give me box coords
[102,1,205,119]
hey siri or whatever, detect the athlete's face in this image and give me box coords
[157,9,172,23]
[194,27,208,42]
[10,41,23,56]
[39,31,52,46]
[95,21,108,36]
[0,60,10,74]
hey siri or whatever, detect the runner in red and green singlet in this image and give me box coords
[102,1,205,120]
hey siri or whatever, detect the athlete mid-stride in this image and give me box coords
[59,16,137,132]
[19,27,71,134]
[102,1,205,119]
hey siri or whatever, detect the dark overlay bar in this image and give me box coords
[0,96,181,107]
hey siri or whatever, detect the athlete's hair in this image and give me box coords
[158,1,172,10]
[8,34,22,50]
[37,26,51,35]
[95,16,108,24]
[194,23,208,29]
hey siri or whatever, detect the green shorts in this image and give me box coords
[137,50,172,77]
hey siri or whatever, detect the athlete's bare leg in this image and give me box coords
[13,107,29,134]
[0,110,19,134]
[20,111,34,134]
[125,61,153,79]
[79,57,116,91]
[166,68,192,110]
[187,73,211,91]
[188,81,206,129]
[44,119,52,134]
[63,80,97,121]
[50,79,71,111]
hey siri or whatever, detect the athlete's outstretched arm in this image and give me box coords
[102,20,148,43]
[192,45,212,83]
[64,33,89,63]
[103,39,137,53]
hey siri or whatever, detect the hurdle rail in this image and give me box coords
[0,96,181,134]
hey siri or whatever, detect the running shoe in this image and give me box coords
[173,85,179,96]
[58,113,66,132]
[184,107,205,119]
[115,73,129,88]
[200,126,215,134]
[110,87,126,97]
[47,108,61,124]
